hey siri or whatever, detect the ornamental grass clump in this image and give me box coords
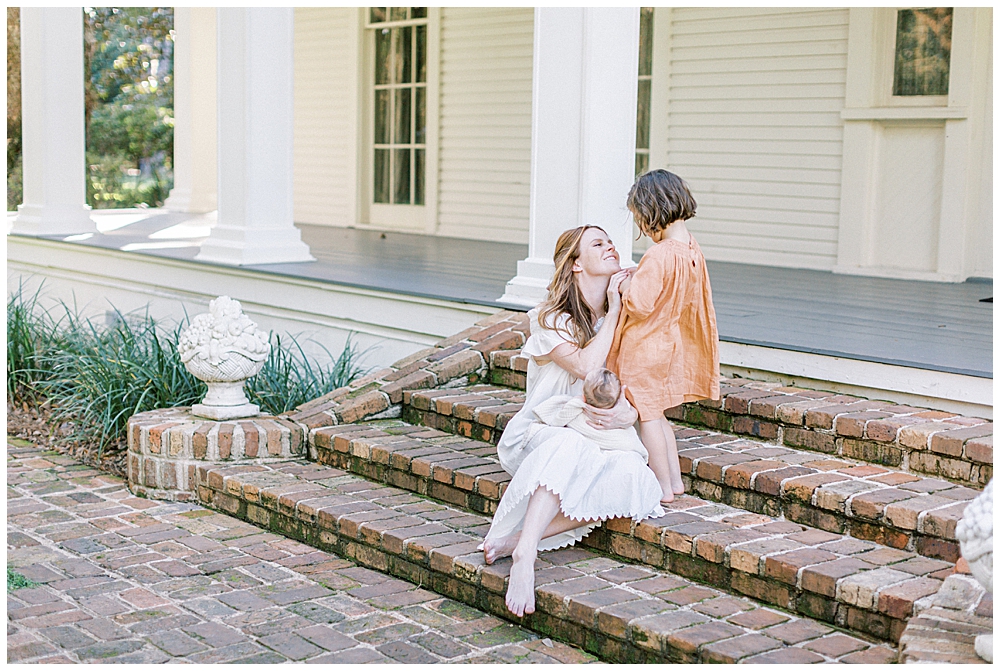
[7,290,368,454]
[39,308,206,452]
[7,282,61,403]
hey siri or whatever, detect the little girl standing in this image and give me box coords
[608,169,720,503]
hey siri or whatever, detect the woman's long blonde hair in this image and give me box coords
[536,225,608,349]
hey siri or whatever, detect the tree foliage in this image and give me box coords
[7,8,22,211]
[84,7,174,208]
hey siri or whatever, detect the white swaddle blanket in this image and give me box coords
[531,395,648,461]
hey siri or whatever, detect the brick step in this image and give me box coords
[400,387,978,564]
[194,459,897,664]
[279,310,990,488]
[306,420,959,644]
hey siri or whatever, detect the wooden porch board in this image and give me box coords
[22,217,992,378]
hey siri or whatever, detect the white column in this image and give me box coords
[11,8,95,236]
[163,7,217,213]
[196,8,313,266]
[499,7,639,308]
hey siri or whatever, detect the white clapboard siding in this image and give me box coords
[293,8,355,227]
[656,8,849,268]
[437,8,533,243]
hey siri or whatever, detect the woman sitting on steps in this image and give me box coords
[481,225,666,618]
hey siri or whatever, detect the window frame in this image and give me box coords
[361,7,440,233]
[878,7,951,108]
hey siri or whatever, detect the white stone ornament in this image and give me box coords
[179,296,271,420]
[955,478,993,663]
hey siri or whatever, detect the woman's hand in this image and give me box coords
[606,270,630,315]
[583,384,638,430]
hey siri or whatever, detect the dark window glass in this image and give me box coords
[415,87,426,144]
[635,153,649,177]
[415,24,427,83]
[636,79,651,150]
[396,26,412,84]
[393,149,411,204]
[390,7,407,21]
[893,8,953,96]
[394,88,411,144]
[375,28,391,85]
[414,149,425,205]
[370,7,386,23]
[410,7,427,19]
[374,149,390,203]
[375,89,390,144]
[639,7,654,77]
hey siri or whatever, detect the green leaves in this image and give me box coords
[7,291,369,454]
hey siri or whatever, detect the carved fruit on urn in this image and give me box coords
[956,478,993,663]
[178,296,271,420]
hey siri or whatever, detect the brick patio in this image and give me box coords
[6,439,596,664]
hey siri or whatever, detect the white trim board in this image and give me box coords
[8,235,496,371]
[721,341,992,420]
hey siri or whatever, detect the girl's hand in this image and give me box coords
[606,270,629,313]
[583,384,638,430]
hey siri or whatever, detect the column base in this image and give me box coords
[163,187,217,214]
[497,257,554,308]
[11,203,97,236]
[195,228,315,266]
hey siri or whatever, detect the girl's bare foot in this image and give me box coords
[482,533,519,565]
[658,481,675,504]
[505,550,537,617]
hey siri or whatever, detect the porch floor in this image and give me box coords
[13,211,993,378]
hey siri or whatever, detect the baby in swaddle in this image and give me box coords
[530,368,649,461]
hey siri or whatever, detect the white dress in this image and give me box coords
[487,308,665,552]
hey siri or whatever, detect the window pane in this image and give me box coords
[375,28,391,85]
[415,86,426,144]
[374,89,390,144]
[635,153,649,177]
[394,88,411,144]
[414,148,425,205]
[390,7,407,21]
[639,8,654,77]
[893,8,953,96]
[393,149,411,204]
[395,26,412,84]
[374,149,390,203]
[415,25,427,83]
[411,7,427,19]
[370,7,386,23]
[636,79,651,150]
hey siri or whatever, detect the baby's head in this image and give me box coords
[583,368,621,409]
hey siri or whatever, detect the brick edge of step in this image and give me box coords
[194,460,898,664]
[277,311,992,490]
[337,408,973,566]
[308,422,958,644]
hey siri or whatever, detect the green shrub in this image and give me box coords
[246,333,365,415]
[6,281,60,403]
[7,291,368,453]
[39,308,207,452]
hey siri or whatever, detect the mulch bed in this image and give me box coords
[7,399,127,478]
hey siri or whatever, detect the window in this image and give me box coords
[892,8,953,97]
[369,7,427,205]
[635,7,654,176]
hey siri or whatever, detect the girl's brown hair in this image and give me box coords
[627,169,697,236]
[537,225,607,349]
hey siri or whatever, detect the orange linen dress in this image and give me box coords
[609,235,720,421]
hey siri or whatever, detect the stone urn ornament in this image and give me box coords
[178,296,271,420]
[955,478,993,663]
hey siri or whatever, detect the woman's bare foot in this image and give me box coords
[483,533,519,565]
[658,481,675,504]
[505,550,537,617]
